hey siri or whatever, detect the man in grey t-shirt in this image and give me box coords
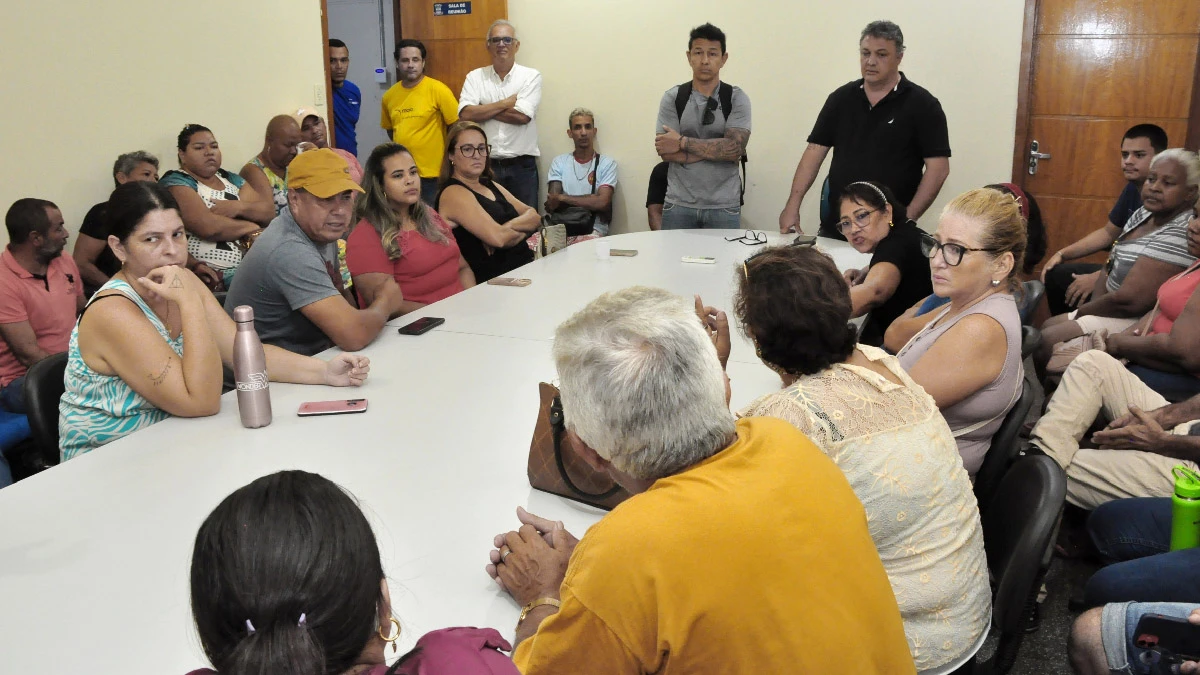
[224,149,403,356]
[653,22,751,230]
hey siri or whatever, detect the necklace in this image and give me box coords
[572,154,594,182]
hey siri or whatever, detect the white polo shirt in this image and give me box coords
[458,62,542,159]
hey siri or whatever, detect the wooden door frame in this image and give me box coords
[1012,0,1200,183]
[321,0,336,148]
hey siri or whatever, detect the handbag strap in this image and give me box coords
[549,395,623,500]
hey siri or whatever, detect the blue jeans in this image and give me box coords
[1102,601,1199,674]
[1085,498,1200,606]
[1128,365,1200,403]
[0,376,27,414]
[660,203,742,230]
[490,156,539,211]
[420,177,440,206]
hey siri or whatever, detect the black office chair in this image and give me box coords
[973,378,1035,511]
[959,456,1066,675]
[23,352,67,467]
[1017,280,1045,326]
[1020,325,1041,360]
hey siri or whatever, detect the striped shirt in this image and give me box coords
[1106,207,1196,292]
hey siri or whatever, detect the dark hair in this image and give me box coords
[735,246,857,377]
[986,183,1046,273]
[329,38,348,50]
[861,20,905,52]
[688,23,726,53]
[1124,124,1169,154]
[440,120,494,186]
[177,124,213,151]
[394,38,426,60]
[357,142,447,259]
[106,182,180,241]
[838,180,907,224]
[190,471,385,675]
[4,198,57,245]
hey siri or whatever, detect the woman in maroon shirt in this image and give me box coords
[347,144,474,315]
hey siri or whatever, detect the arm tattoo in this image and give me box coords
[686,128,750,162]
[149,360,171,386]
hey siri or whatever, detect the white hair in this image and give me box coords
[486,19,517,41]
[1151,148,1200,189]
[552,286,736,481]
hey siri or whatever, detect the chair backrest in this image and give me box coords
[1017,280,1045,325]
[819,176,832,225]
[23,352,67,462]
[973,377,1035,509]
[979,455,1066,673]
[1020,325,1041,361]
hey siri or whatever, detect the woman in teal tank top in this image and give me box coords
[59,182,373,461]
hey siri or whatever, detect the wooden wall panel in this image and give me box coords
[400,1,498,41]
[1036,195,1116,262]
[1039,0,1200,36]
[1031,36,1198,118]
[424,39,492,100]
[1024,117,1189,197]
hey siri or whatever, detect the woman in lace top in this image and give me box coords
[712,244,990,673]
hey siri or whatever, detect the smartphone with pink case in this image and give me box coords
[297,399,369,416]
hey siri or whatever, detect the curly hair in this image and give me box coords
[734,245,857,376]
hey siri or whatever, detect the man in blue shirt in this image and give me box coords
[329,39,361,157]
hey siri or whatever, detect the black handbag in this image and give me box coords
[547,155,601,237]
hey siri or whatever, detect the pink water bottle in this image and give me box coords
[232,305,272,428]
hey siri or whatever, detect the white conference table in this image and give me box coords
[0,230,869,674]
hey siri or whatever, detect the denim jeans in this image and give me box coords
[420,177,440,207]
[1127,365,1200,403]
[660,203,742,230]
[1084,497,1200,606]
[490,155,539,211]
[0,375,27,414]
[1102,601,1199,674]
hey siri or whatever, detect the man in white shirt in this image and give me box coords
[458,20,542,209]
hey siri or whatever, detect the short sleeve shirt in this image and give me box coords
[1109,181,1143,227]
[809,74,950,228]
[345,210,465,305]
[381,76,460,178]
[862,220,934,344]
[0,249,83,385]
[547,153,618,233]
[78,201,121,280]
[655,83,751,209]
[646,161,669,207]
[332,80,362,157]
[223,207,342,356]
[1106,207,1196,292]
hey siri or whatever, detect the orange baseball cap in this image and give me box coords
[286,148,364,198]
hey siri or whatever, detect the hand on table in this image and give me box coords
[486,506,577,606]
[778,206,800,234]
[324,354,370,387]
[694,295,730,369]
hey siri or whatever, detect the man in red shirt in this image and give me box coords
[0,199,85,412]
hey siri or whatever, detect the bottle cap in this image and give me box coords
[233,305,255,323]
[1174,466,1200,498]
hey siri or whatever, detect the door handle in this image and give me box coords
[1028,139,1052,175]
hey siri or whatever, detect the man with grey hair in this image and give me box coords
[485,286,916,673]
[545,108,618,236]
[458,19,542,209]
[779,20,950,239]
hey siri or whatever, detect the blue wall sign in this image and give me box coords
[433,2,471,16]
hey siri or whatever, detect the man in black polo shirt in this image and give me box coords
[779,20,950,239]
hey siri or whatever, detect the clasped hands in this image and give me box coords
[487,506,578,607]
[1091,405,1172,452]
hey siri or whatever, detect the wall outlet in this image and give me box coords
[314,84,326,104]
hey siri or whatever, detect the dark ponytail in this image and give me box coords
[190,471,386,675]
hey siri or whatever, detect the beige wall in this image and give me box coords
[0,1,329,248]
[511,0,1027,233]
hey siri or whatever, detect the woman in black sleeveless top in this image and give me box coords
[434,122,538,282]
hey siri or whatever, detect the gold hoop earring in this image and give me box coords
[378,617,401,654]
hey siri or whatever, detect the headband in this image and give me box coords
[997,182,1030,221]
[846,181,889,208]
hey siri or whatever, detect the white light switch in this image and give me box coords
[314,84,325,104]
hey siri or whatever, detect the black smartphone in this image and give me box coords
[1134,613,1200,662]
[793,234,818,246]
[398,317,445,335]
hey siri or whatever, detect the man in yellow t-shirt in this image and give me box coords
[486,287,916,675]
[381,39,459,205]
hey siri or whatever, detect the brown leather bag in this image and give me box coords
[527,382,630,510]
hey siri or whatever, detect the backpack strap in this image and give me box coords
[674,82,693,123]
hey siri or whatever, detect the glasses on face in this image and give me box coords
[487,36,515,46]
[457,143,490,158]
[836,209,877,236]
[741,237,816,279]
[702,97,718,126]
[919,232,999,267]
[725,230,766,246]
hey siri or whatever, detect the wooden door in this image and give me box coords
[1012,0,1200,267]
[395,0,508,99]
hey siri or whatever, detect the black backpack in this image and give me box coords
[674,81,748,205]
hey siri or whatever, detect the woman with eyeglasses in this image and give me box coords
[894,188,1027,476]
[433,121,537,282]
[1035,149,1200,377]
[836,181,932,345]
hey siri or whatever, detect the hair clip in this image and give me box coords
[298,613,307,628]
[245,619,256,634]
[847,181,888,207]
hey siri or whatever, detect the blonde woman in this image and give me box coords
[346,143,474,316]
